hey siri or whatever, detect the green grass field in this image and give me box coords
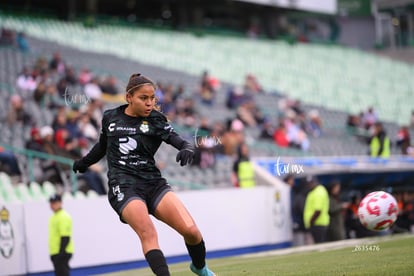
[100,234,414,276]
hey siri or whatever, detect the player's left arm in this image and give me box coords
[153,113,194,166]
[73,114,108,173]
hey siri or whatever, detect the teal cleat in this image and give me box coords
[190,263,216,276]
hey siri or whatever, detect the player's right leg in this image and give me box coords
[122,199,170,276]
[154,191,215,276]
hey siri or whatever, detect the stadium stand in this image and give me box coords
[0,14,414,199]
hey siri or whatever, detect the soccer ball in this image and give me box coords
[357,191,398,231]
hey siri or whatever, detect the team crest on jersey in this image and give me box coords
[140,121,149,133]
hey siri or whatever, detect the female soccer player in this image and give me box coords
[73,73,215,276]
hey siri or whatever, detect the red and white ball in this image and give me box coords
[357,191,398,231]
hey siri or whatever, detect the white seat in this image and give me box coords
[86,189,99,198]
[74,191,86,200]
[42,181,56,197]
[62,192,74,201]
[29,182,46,201]
[14,184,32,202]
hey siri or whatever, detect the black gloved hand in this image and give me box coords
[176,147,194,166]
[72,159,88,173]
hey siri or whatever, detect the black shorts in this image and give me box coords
[108,176,172,223]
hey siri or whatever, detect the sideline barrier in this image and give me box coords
[0,186,292,275]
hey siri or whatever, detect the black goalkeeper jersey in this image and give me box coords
[82,105,190,183]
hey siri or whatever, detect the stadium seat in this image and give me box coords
[14,183,32,202]
[62,191,74,201]
[29,181,46,201]
[86,189,99,198]
[42,181,57,198]
[74,190,86,199]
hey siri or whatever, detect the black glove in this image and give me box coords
[176,147,194,166]
[72,159,88,173]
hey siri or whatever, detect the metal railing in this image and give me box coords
[0,143,78,193]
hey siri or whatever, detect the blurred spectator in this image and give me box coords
[232,142,255,188]
[34,56,49,73]
[52,107,69,131]
[16,67,37,93]
[208,122,226,157]
[39,125,105,194]
[57,77,69,97]
[33,82,47,104]
[362,107,378,130]
[159,88,175,115]
[55,128,79,157]
[79,99,103,130]
[0,146,21,177]
[176,97,197,127]
[243,73,263,94]
[78,112,99,142]
[36,126,63,183]
[192,118,216,169]
[259,120,274,140]
[347,114,361,128]
[100,75,119,95]
[221,119,245,156]
[307,109,322,137]
[346,113,363,134]
[396,126,411,155]
[78,67,93,85]
[65,66,78,85]
[345,193,377,238]
[290,99,305,117]
[285,118,310,151]
[392,192,412,233]
[394,192,414,233]
[49,52,66,75]
[236,100,265,128]
[369,122,390,158]
[226,86,251,110]
[303,176,329,243]
[285,175,313,246]
[44,83,65,109]
[172,84,186,102]
[236,101,257,127]
[327,180,347,241]
[200,70,220,93]
[65,109,82,139]
[6,94,32,126]
[84,77,102,100]
[273,121,289,148]
[25,127,44,152]
[16,32,29,52]
[199,79,215,106]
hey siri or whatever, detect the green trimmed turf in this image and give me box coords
[100,234,414,276]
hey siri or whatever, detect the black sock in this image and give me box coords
[186,239,206,269]
[145,249,170,276]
